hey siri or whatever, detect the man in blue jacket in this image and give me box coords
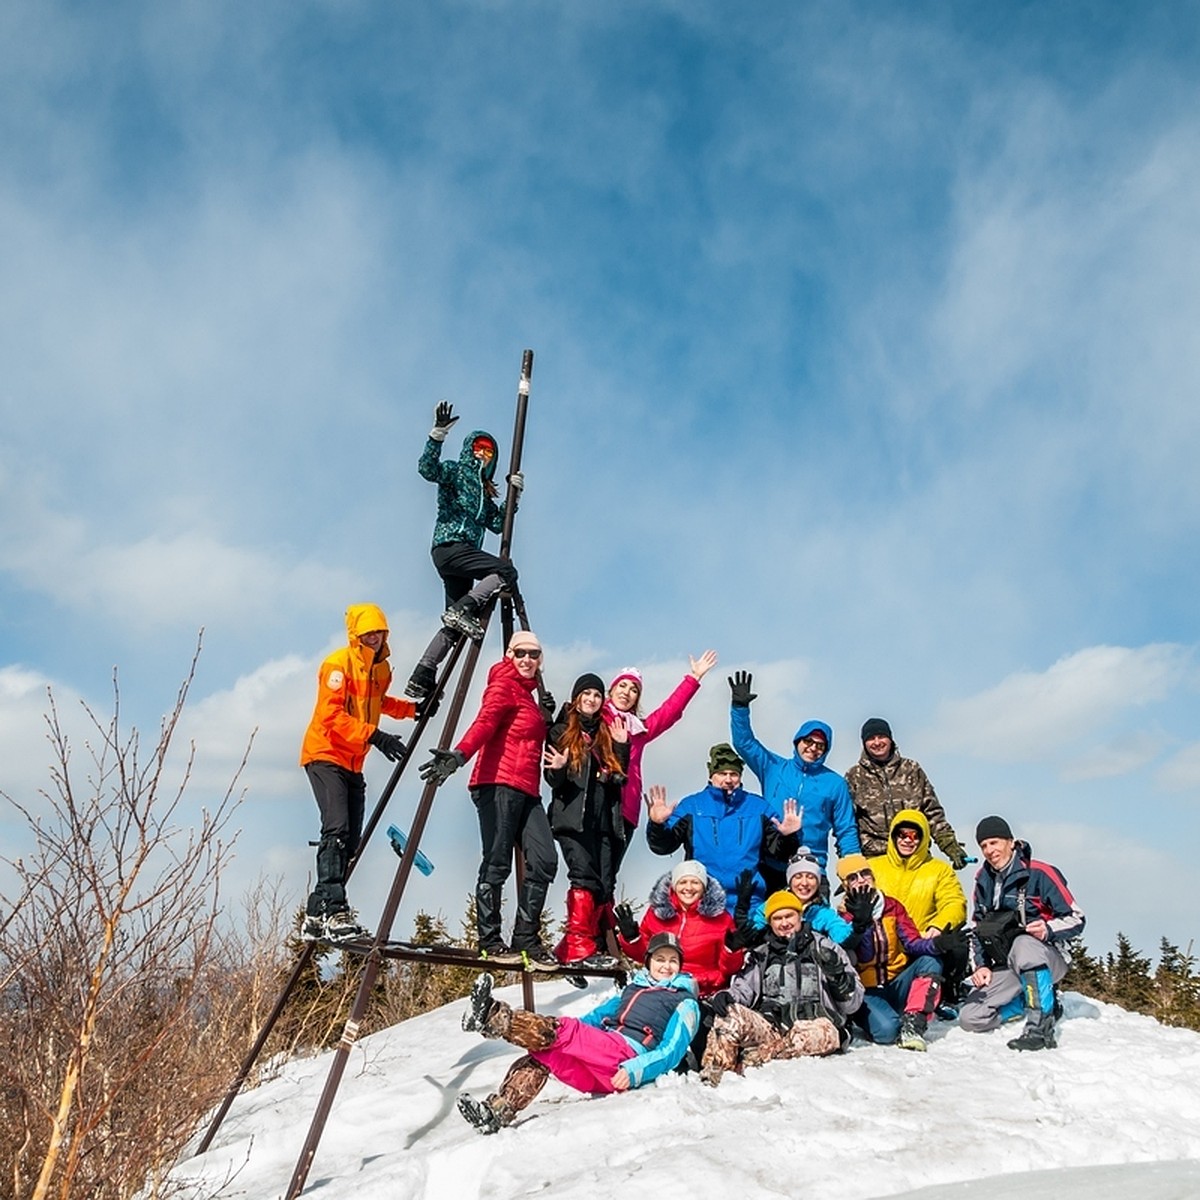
[727,671,861,874]
[959,815,1086,1051]
[645,743,801,911]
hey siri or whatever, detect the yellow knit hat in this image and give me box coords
[836,853,872,882]
[763,890,804,921]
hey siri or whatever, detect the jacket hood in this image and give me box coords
[792,719,833,769]
[648,870,729,920]
[628,966,699,996]
[344,603,390,659]
[884,808,932,871]
[459,428,499,481]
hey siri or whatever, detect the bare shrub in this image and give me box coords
[0,645,247,1200]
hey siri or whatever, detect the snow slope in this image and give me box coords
[173,982,1200,1199]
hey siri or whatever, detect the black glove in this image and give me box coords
[733,869,756,927]
[613,902,640,943]
[932,923,969,958]
[539,691,556,722]
[812,935,845,975]
[728,670,757,708]
[707,991,734,1019]
[430,401,458,440]
[725,923,767,952]
[368,729,406,762]
[418,748,466,786]
[845,889,875,933]
[415,690,441,722]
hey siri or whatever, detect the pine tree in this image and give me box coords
[1104,933,1154,1014]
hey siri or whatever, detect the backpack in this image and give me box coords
[973,908,1023,968]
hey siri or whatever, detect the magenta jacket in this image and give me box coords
[608,673,700,827]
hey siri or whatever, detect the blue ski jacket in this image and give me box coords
[730,710,860,870]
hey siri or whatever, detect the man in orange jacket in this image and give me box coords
[300,603,418,943]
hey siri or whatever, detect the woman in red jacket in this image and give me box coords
[613,861,744,997]
[420,629,557,966]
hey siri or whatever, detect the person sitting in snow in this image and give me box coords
[836,855,952,1052]
[456,932,700,1133]
[644,744,801,911]
[958,816,1085,1052]
[698,891,862,1087]
[728,672,860,874]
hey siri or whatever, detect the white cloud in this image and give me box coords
[1155,742,1200,795]
[929,644,1191,763]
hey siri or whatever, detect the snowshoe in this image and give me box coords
[300,913,327,943]
[479,940,523,966]
[457,1093,502,1135]
[514,942,558,972]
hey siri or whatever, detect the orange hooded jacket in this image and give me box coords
[300,603,416,772]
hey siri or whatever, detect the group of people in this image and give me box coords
[293,404,1087,1136]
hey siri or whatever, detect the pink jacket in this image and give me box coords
[610,673,701,827]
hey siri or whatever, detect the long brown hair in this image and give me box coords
[556,707,624,777]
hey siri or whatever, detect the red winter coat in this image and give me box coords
[456,657,547,796]
[617,872,744,998]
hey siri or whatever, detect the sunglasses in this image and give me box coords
[799,737,827,751]
[844,869,874,883]
[788,852,820,866]
[510,647,542,660]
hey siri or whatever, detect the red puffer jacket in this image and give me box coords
[456,657,547,796]
[617,872,744,998]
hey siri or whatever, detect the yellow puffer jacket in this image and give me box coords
[300,603,416,772]
[867,809,966,934]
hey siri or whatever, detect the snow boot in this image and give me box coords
[462,972,495,1033]
[457,1093,502,1135]
[896,1012,928,1052]
[324,909,370,943]
[441,597,485,641]
[1007,968,1058,1051]
[555,887,599,965]
[404,663,436,700]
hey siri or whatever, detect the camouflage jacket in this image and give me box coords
[845,748,965,864]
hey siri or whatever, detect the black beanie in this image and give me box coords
[975,815,1014,844]
[861,717,893,742]
[571,673,606,702]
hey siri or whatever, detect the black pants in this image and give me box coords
[473,784,557,946]
[556,828,623,904]
[431,542,519,606]
[305,761,365,916]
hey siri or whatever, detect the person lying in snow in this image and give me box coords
[456,932,700,1134]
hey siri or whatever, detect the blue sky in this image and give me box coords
[3,1,1199,958]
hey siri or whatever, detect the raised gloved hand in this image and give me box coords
[845,889,876,933]
[728,670,757,708]
[419,748,466,786]
[812,934,845,974]
[430,401,458,440]
[733,869,756,928]
[368,729,406,762]
[613,902,640,943]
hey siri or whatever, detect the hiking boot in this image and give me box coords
[698,1063,724,1088]
[569,952,620,970]
[479,939,523,965]
[514,942,559,972]
[300,913,327,943]
[896,1013,928,1052]
[462,972,495,1033]
[1008,1011,1057,1052]
[324,909,371,943]
[404,664,437,700]
[457,1093,502,1135]
[441,600,485,641]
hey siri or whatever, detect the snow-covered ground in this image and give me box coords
[174,981,1200,1199]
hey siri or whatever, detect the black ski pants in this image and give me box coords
[305,760,366,916]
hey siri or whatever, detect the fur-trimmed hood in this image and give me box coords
[648,869,728,920]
